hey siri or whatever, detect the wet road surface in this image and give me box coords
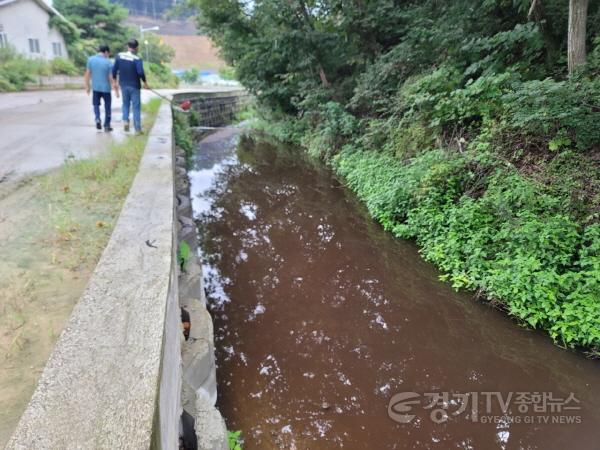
[0,90,131,179]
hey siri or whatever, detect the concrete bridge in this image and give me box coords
[6,91,249,450]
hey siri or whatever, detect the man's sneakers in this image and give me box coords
[96,120,102,130]
[104,126,113,132]
[124,121,130,132]
[135,129,144,136]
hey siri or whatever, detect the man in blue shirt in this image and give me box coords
[85,44,117,132]
[112,39,150,134]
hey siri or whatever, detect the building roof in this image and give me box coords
[0,0,68,22]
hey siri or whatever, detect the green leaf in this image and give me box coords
[178,241,191,270]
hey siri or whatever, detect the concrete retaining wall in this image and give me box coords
[25,75,85,90]
[174,90,251,127]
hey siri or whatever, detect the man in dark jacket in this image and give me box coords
[112,39,150,134]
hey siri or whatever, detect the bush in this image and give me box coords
[219,66,237,80]
[397,68,517,129]
[181,68,199,84]
[301,101,358,159]
[500,77,600,152]
[0,47,38,91]
[49,57,80,75]
[173,111,194,164]
[146,62,179,88]
[0,47,82,91]
[459,22,546,79]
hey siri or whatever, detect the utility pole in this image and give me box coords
[139,25,160,62]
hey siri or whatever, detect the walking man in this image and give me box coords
[112,39,150,134]
[85,44,117,132]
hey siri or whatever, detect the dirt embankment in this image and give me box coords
[0,177,92,445]
[161,35,226,71]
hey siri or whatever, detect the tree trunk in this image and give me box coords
[297,0,331,88]
[528,0,560,68]
[318,66,331,88]
[568,0,589,75]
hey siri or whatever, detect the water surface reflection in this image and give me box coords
[190,130,600,450]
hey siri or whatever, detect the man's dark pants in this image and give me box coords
[92,91,111,127]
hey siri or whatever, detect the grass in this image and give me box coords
[40,98,162,270]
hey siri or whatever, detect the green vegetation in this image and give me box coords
[48,57,80,76]
[146,61,179,88]
[42,97,162,264]
[50,0,178,87]
[51,0,130,67]
[178,241,191,271]
[137,33,179,87]
[173,110,195,165]
[181,68,200,84]
[1,0,178,91]
[0,47,79,91]
[218,66,237,80]
[195,0,600,352]
[228,430,243,450]
[111,0,176,18]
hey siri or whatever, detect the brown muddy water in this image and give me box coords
[189,128,600,450]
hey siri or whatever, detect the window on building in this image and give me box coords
[28,38,40,54]
[0,33,7,48]
[52,42,62,57]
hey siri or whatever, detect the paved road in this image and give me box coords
[0,89,157,180]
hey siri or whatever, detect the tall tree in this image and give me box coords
[568,0,589,74]
[53,0,131,57]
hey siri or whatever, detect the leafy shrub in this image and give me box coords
[146,62,179,88]
[386,122,436,159]
[301,101,358,159]
[396,66,462,121]
[0,47,38,91]
[587,36,600,76]
[398,68,518,129]
[173,111,194,164]
[500,77,600,152]
[350,41,432,115]
[459,22,546,78]
[181,68,199,84]
[219,65,237,80]
[0,47,82,91]
[49,57,79,75]
[251,113,310,147]
[228,430,243,450]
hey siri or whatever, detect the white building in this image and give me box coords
[0,0,69,60]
